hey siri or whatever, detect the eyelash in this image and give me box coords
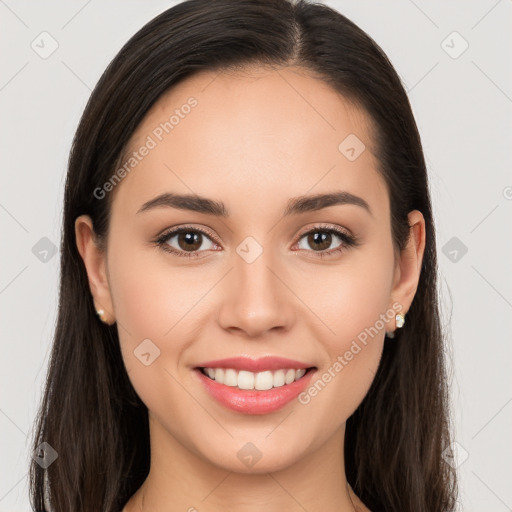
[153,224,359,259]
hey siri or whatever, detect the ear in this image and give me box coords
[75,215,115,325]
[386,209,426,332]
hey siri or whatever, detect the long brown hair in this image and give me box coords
[30,1,457,510]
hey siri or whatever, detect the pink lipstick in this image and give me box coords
[193,356,317,415]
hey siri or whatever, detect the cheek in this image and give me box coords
[292,236,395,347]
[106,233,214,391]
[109,225,394,421]
[290,239,394,420]
[108,237,206,341]
[108,247,206,418]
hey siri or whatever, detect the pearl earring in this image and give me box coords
[385,312,406,339]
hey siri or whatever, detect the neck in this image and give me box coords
[123,413,365,512]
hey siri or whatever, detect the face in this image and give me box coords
[77,65,424,475]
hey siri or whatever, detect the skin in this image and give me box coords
[75,65,425,512]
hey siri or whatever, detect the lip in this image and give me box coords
[194,356,315,373]
[194,366,317,415]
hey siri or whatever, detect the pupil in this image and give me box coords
[309,232,331,251]
[179,232,201,251]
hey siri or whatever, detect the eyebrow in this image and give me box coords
[136,191,372,217]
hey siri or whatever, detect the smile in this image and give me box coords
[200,367,314,390]
[194,366,317,415]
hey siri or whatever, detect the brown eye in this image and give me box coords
[305,231,333,251]
[176,231,203,251]
[295,226,357,257]
[157,228,217,257]
[297,229,343,252]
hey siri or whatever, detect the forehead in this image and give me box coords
[110,65,388,220]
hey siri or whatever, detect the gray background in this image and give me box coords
[1,1,511,510]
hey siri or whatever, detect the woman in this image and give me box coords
[29,0,457,510]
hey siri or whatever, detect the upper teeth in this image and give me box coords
[202,368,308,390]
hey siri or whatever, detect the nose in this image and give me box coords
[216,250,296,338]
